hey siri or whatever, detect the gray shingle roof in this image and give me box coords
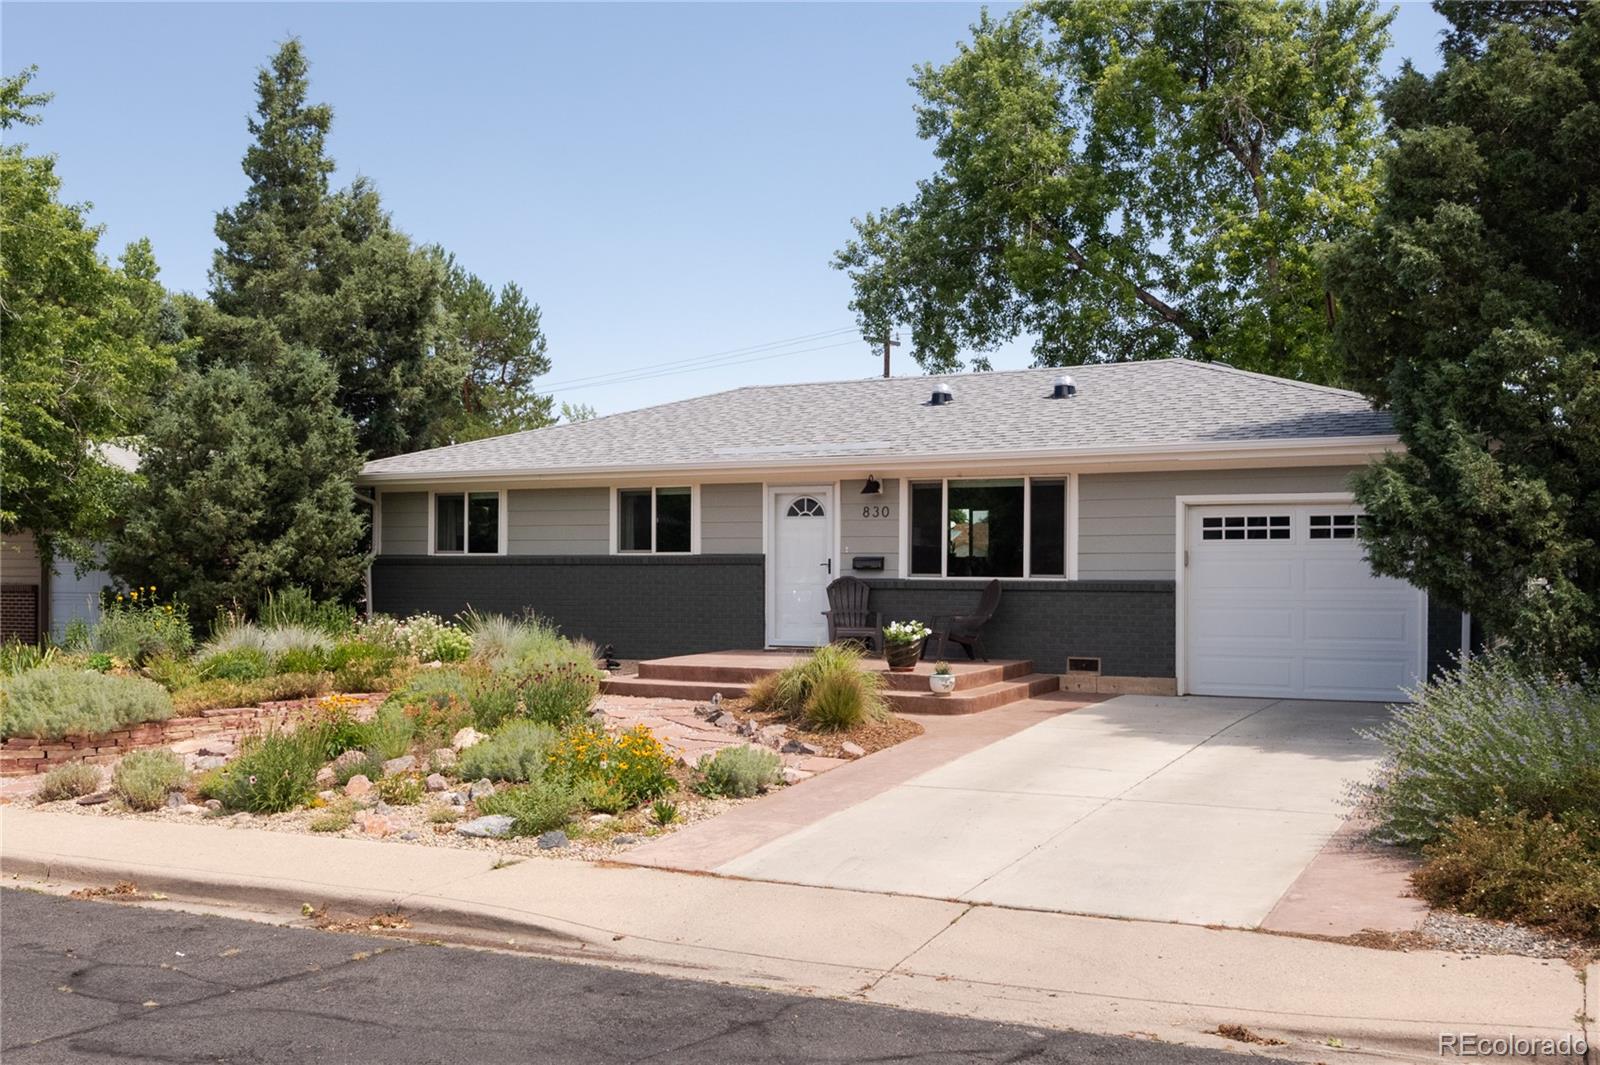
[360,359,1392,480]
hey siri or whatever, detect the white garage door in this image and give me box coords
[1184,503,1423,701]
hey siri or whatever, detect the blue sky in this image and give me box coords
[5,2,1448,416]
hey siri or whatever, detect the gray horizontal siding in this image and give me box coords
[700,483,762,554]
[1077,467,1362,579]
[379,492,428,556]
[508,488,609,555]
[841,478,899,574]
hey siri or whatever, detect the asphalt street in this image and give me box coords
[1,888,1286,1064]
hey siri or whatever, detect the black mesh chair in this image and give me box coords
[932,579,1002,660]
[823,576,882,654]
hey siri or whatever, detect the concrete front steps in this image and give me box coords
[600,651,1063,715]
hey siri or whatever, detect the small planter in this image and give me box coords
[929,672,957,695]
[884,637,926,672]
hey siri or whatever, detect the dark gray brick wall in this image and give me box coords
[863,579,1176,677]
[371,554,764,661]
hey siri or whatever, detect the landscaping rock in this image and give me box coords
[737,720,758,738]
[203,799,223,812]
[317,790,338,803]
[781,766,812,785]
[76,792,111,806]
[425,773,449,792]
[196,743,233,758]
[613,834,639,845]
[467,779,495,801]
[399,832,420,841]
[536,830,568,850]
[587,813,614,824]
[164,791,186,809]
[353,810,398,838]
[192,755,227,772]
[314,766,337,788]
[430,747,457,768]
[455,815,514,839]
[332,748,368,770]
[781,739,822,756]
[709,711,740,730]
[176,804,206,816]
[445,791,468,807]
[382,755,416,775]
[756,724,789,747]
[693,703,714,719]
[840,741,866,758]
[343,774,373,799]
[452,727,485,751]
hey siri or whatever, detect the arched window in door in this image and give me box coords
[786,496,826,518]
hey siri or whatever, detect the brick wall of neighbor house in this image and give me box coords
[864,579,1176,678]
[371,554,765,660]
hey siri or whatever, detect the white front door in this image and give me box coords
[1185,502,1424,701]
[770,488,833,646]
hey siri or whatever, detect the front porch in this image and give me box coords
[601,651,1061,715]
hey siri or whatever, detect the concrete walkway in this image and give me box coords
[1,808,1590,1064]
[709,694,1414,929]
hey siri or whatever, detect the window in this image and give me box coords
[617,487,693,553]
[1308,513,1360,540]
[1200,514,1291,542]
[434,492,500,554]
[908,477,1070,578]
[786,496,825,518]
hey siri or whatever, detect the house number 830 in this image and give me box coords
[861,505,892,519]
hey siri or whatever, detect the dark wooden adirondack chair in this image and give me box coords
[823,576,882,653]
[932,579,1002,661]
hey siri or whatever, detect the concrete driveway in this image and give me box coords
[717,694,1388,927]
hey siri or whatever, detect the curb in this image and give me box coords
[1,851,605,954]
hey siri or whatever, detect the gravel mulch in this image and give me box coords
[714,698,924,756]
[1420,910,1594,961]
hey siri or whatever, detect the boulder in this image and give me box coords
[756,724,788,747]
[399,832,420,841]
[781,766,813,786]
[164,790,186,809]
[455,815,514,839]
[840,741,866,758]
[314,766,336,788]
[536,830,568,850]
[203,799,223,812]
[467,779,495,801]
[353,810,397,837]
[425,773,450,792]
[317,790,338,803]
[176,803,207,816]
[445,791,468,807]
[781,739,822,756]
[709,711,740,730]
[381,754,416,775]
[192,755,227,772]
[343,774,373,799]
[587,813,614,824]
[613,833,640,846]
[451,727,485,751]
[430,747,457,768]
[331,748,368,770]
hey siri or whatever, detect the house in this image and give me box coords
[0,529,115,645]
[358,359,1467,702]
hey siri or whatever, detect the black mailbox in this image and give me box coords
[851,556,885,571]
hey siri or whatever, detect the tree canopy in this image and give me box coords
[1324,1,1600,669]
[0,68,178,564]
[836,0,1391,381]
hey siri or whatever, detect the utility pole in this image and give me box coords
[880,332,900,378]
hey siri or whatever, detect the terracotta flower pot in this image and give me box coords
[884,637,925,672]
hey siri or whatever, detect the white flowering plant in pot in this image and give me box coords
[882,620,932,672]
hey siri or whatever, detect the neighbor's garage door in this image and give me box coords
[1185,503,1423,701]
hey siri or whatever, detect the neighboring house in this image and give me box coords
[0,529,114,645]
[358,359,1468,703]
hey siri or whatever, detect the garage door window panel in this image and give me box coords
[1200,514,1290,541]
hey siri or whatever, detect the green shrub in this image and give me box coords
[143,653,199,692]
[546,723,675,809]
[388,613,472,663]
[309,799,356,832]
[328,640,400,692]
[651,799,678,826]
[36,762,103,802]
[1414,808,1600,939]
[467,676,520,731]
[362,703,416,760]
[0,640,58,675]
[428,806,461,824]
[475,779,579,836]
[213,729,323,813]
[387,669,474,746]
[85,652,115,673]
[466,612,579,671]
[89,592,193,663]
[456,720,559,782]
[334,748,386,786]
[1357,653,1600,847]
[697,745,782,799]
[274,647,330,675]
[0,668,174,742]
[199,648,273,682]
[802,665,887,731]
[749,644,874,721]
[516,663,600,728]
[293,694,369,761]
[112,750,187,811]
[258,586,356,637]
[201,623,333,663]
[376,773,424,805]
[170,673,329,716]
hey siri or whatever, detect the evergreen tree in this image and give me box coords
[109,318,366,620]
[1323,2,1600,669]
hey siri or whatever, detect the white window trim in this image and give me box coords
[899,474,1075,580]
[1172,492,1428,697]
[426,489,508,557]
[610,485,700,555]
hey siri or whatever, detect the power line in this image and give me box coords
[538,326,861,392]
[548,338,867,394]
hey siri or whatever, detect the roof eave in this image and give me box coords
[356,434,1401,486]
